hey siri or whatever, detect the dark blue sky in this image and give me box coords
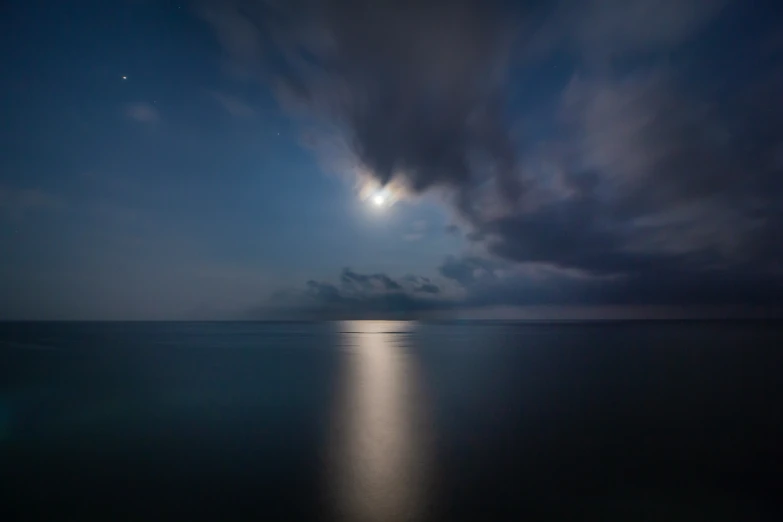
[2,0,782,319]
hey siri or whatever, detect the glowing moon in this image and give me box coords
[372,193,386,206]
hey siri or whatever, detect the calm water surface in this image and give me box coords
[2,321,781,520]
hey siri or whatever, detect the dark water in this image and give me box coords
[2,321,781,521]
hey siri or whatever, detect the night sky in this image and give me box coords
[2,0,782,320]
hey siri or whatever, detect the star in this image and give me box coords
[122,76,127,80]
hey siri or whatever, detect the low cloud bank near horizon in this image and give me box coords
[252,263,783,320]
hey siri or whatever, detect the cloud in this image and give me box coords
[478,67,781,272]
[449,65,783,311]
[416,283,440,295]
[199,0,523,204]
[340,267,403,291]
[444,224,461,236]
[203,1,783,310]
[0,186,65,220]
[269,255,783,319]
[196,1,266,80]
[403,274,441,294]
[126,102,160,123]
[260,268,446,319]
[437,254,783,310]
[526,0,727,60]
[439,255,501,287]
[198,0,727,210]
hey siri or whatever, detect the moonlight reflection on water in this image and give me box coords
[329,321,432,522]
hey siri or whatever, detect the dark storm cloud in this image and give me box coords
[199,0,523,208]
[203,0,783,309]
[443,62,783,307]
[489,69,780,269]
[464,69,783,306]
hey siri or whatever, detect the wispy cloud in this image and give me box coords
[126,102,160,123]
[0,185,66,220]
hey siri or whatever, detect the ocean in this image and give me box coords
[2,320,781,521]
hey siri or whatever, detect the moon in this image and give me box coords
[372,193,386,206]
